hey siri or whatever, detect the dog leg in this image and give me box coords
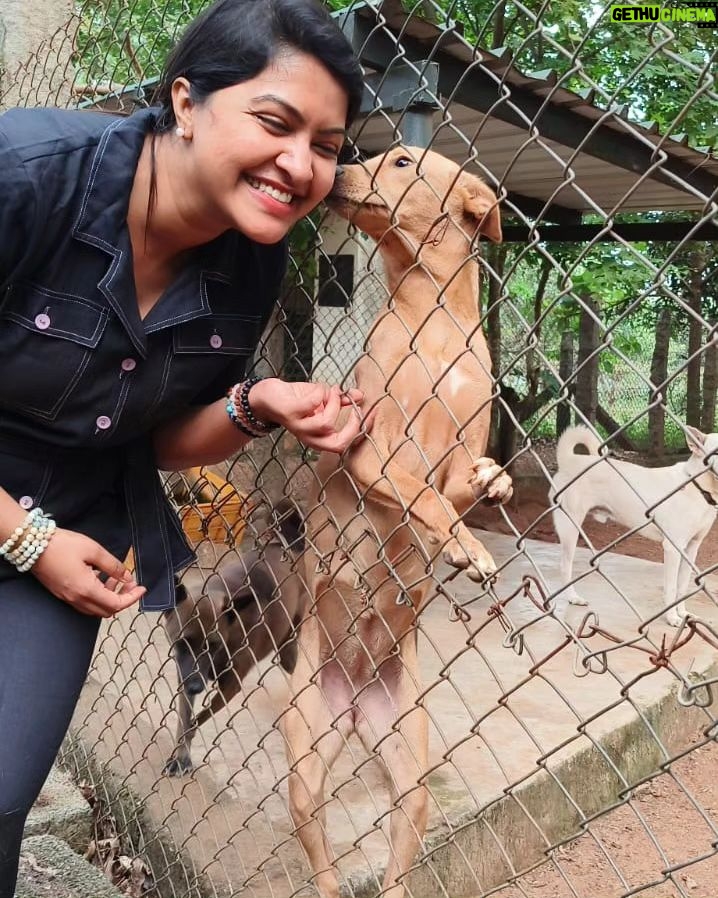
[164,689,197,776]
[283,648,351,898]
[343,444,498,580]
[667,537,701,627]
[356,653,428,898]
[286,726,345,898]
[552,506,586,605]
[663,543,684,627]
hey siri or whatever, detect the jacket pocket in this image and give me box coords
[0,283,109,421]
[172,313,262,355]
[138,315,263,426]
[0,451,52,510]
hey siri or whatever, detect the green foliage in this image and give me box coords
[409,0,717,149]
[74,0,717,148]
[287,213,323,287]
[497,236,701,449]
[73,0,210,88]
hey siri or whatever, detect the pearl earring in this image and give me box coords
[175,126,185,138]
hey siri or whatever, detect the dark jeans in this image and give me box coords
[0,576,99,897]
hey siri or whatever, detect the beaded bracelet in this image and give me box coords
[226,384,263,439]
[7,512,55,566]
[237,376,280,433]
[226,377,280,439]
[13,517,56,572]
[0,508,42,559]
[3,508,56,572]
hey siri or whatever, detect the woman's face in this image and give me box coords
[175,49,349,244]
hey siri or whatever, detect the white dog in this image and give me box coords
[551,425,718,626]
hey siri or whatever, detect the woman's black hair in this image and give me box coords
[153,0,364,129]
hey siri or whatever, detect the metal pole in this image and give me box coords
[401,107,435,148]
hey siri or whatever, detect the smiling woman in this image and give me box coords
[155,49,350,245]
[0,1,364,894]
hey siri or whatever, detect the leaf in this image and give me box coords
[128,857,154,898]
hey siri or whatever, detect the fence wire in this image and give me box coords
[3,0,718,896]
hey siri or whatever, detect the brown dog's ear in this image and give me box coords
[458,174,502,243]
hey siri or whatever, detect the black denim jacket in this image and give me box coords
[0,106,287,610]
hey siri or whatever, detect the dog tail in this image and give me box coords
[556,425,603,470]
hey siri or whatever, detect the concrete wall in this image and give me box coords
[0,0,76,110]
[312,212,387,385]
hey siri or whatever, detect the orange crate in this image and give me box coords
[177,468,251,547]
[124,469,251,572]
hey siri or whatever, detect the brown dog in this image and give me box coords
[162,501,306,775]
[282,147,513,898]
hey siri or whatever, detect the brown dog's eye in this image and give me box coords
[395,156,413,168]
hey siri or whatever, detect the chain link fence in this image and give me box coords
[3,0,718,896]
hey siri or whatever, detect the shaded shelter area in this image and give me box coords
[340,0,718,241]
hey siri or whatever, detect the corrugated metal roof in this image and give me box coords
[345,0,718,220]
[80,0,717,225]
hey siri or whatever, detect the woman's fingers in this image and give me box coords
[263,380,371,453]
[100,575,121,592]
[86,579,146,617]
[286,384,371,452]
[339,388,374,439]
[290,381,329,417]
[306,403,367,453]
[330,405,366,451]
[89,545,137,587]
[84,548,144,615]
[312,385,343,433]
[33,530,146,618]
[340,388,364,407]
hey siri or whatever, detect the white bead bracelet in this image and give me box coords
[0,508,42,559]
[2,508,56,572]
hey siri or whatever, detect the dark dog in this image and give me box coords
[162,501,306,775]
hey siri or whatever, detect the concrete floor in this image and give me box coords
[71,530,718,898]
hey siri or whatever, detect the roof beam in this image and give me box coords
[342,9,718,205]
[500,221,718,243]
[504,192,583,225]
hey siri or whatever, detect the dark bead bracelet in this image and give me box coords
[239,376,280,432]
[225,386,260,438]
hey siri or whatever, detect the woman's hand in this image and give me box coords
[31,528,146,618]
[249,378,368,453]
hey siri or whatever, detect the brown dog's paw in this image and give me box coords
[443,532,497,581]
[469,458,513,505]
[163,754,194,777]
